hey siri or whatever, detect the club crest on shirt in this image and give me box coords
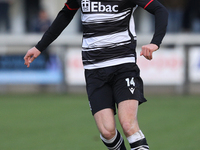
[81,0,119,13]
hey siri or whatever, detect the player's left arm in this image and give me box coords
[132,0,168,60]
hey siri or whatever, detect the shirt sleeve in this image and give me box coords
[132,0,168,48]
[35,1,79,52]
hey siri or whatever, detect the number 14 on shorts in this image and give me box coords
[125,77,135,94]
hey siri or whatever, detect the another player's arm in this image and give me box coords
[24,3,79,67]
[132,0,168,60]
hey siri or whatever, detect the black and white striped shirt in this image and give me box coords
[80,0,138,69]
[36,0,168,70]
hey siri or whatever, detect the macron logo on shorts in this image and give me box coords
[125,77,135,94]
[82,0,119,13]
[129,88,135,94]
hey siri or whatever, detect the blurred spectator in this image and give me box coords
[0,0,12,33]
[24,0,40,32]
[182,0,200,32]
[30,10,51,33]
[159,0,186,33]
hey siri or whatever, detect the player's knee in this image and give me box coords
[121,121,137,136]
[100,128,116,140]
[121,122,131,133]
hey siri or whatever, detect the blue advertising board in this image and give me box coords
[0,53,63,84]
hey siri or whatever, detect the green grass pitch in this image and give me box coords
[0,93,199,150]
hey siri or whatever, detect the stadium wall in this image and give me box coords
[0,33,200,95]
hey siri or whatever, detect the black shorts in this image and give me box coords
[85,63,147,115]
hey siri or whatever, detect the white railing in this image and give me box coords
[0,33,199,94]
[0,33,200,47]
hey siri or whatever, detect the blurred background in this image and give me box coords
[0,0,200,150]
[0,0,199,94]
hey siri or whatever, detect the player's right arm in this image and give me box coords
[24,1,79,67]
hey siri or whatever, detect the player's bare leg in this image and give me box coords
[118,100,149,150]
[94,108,116,140]
[94,108,127,150]
[118,100,140,136]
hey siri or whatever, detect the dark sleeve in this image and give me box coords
[132,0,168,47]
[35,2,79,52]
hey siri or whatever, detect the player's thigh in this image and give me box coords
[118,100,140,136]
[94,108,116,137]
[118,100,138,122]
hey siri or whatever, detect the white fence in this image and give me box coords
[0,33,200,94]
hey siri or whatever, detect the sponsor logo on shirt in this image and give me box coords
[82,0,118,12]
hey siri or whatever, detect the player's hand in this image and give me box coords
[24,47,41,68]
[140,44,158,60]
